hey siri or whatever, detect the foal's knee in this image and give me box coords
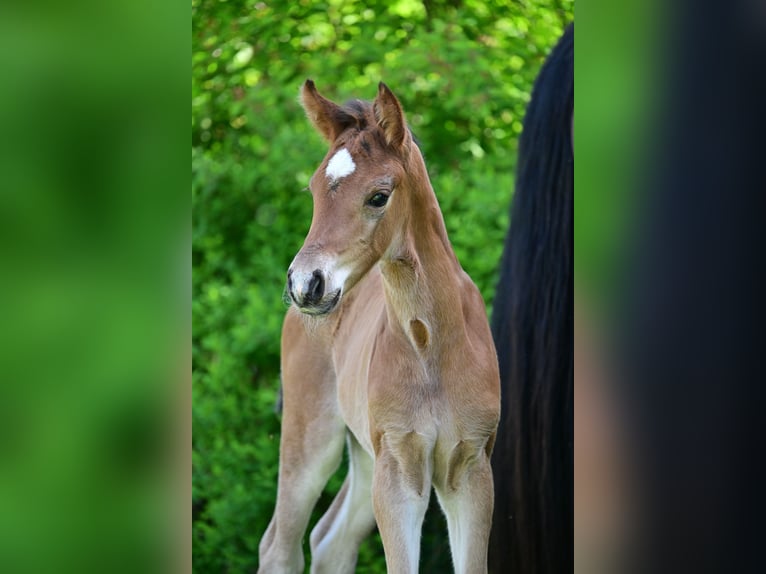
[373,429,434,497]
[445,437,492,492]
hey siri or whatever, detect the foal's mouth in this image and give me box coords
[293,289,341,316]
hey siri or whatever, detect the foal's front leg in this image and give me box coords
[372,430,434,574]
[435,439,495,574]
[258,313,346,573]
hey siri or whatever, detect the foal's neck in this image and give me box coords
[379,160,465,354]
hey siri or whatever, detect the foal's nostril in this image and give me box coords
[306,269,325,304]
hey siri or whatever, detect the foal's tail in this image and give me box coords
[488,23,573,574]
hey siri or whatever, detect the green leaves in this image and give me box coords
[192,1,572,571]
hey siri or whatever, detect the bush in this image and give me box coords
[192,1,572,571]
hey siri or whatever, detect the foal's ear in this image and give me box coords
[373,82,409,151]
[300,79,345,142]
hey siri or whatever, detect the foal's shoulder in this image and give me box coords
[457,271,488,312]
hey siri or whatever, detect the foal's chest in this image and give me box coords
[334,318,421,453]
[334,317,483,466]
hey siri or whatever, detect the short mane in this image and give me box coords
[329,98,420,149]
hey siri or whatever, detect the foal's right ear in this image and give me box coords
[300,79,345,143]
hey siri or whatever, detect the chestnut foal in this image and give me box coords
[257,80,500,574]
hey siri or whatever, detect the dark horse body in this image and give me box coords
[488,23,573,574]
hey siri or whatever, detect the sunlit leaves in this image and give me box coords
[192,1,573,571]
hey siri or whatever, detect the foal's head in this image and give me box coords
[287,80,422,315]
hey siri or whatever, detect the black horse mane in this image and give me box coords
[488,23,573,574]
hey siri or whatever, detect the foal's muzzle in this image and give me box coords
[287,267,341,315]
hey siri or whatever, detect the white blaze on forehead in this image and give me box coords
[325,148,356,181]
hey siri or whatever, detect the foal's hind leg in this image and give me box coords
[309,432,376,573]
[258,312,346,574]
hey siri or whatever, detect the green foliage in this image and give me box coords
[192,0,572,571]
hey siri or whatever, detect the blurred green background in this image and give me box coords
[0,1,186,572]
[192,1,572,571]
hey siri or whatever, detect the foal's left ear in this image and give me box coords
[373,82,410,152]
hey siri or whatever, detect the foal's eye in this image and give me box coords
[367,192,389,208]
